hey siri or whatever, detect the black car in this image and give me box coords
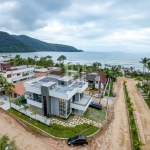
[89,100,102,109]
[68,135,88,146]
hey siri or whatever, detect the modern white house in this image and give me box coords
[24,75,92,118]
[0,62,35,83]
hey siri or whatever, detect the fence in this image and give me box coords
[11,103,50,125]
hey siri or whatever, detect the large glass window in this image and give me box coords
[67,99,70,115]
[59,99,66,116]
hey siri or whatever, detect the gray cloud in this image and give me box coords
[0,0,150,52]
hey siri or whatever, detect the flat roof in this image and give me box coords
[59,76,73,81]
[29,76,59,88]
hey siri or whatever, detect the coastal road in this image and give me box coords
[125,78,150,150]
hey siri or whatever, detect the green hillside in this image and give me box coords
[13,35,83,52]
[0,31,37,52]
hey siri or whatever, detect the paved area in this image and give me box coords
[51,115,102,128]
[0,95,10,110]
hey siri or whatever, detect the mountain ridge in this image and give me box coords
[0,31,83,53]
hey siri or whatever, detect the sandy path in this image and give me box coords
[0,109,93,150]
[125,78,150,150]
[95,77,131,150]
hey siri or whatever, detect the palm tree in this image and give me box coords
[140,57,150,83]
[92,62,101,70]
[57,55,67,65]
[34,55,38,68]
[31,109,39,124]
[134,140,145,150]
[0,135,17,150]
[19,105,28,115]
[4,82,15,106]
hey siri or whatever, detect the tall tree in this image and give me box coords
[4,82,15,107]
[57,55,67,65]
[140,57,149,83]
[34,55,38,68]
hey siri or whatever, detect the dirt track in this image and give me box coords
[125,78,150,150]
[95,77,131,150]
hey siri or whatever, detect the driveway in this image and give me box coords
[0,95,10,110]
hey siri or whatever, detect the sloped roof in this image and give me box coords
[86,70,107,85]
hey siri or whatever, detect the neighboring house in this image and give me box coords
[0,62,35,83]
[24,75,92,118]
[86,71,107,91]
[11,73,47,98]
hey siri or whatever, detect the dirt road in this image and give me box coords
[94,77,131,150]
[126,78,150,150]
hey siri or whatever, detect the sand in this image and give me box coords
[125,78,150,150]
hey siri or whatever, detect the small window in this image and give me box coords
[61,81,64,85]
[17,73,20,76]
[7,74,11,78]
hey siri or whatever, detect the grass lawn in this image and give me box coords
[8,109,99,138]
[144,98,150,109]
[83,107,107,123]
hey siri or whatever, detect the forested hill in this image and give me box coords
[0,31,36,52]
[13,35,83,52]
[0,31,83,53]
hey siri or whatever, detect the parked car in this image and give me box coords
[89,100,102,109]
[68,135,88,146]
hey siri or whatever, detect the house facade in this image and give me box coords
[86,71,108,91]
[24,76,92,118]
[0,62,35,83]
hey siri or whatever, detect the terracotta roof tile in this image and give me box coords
[11,73,47,96]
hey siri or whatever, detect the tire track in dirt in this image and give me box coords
[125,78,150,150]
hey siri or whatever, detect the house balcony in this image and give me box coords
[13,73,35,82]
[70,94,92,111]
[26,97,42,108]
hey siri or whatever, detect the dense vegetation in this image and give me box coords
[0,31,83,52]
[13,35,83,52]
[0,134,17,150]
[123,81,144,150]
[0,31,36,52]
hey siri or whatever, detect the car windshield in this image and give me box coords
[70,136,79,141]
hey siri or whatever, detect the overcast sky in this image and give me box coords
[0,0,150,52]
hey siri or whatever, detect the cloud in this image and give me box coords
[0,0,150,52]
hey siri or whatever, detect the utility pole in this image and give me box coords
[106,78,111,109]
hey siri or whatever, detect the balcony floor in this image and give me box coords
[73,94,92,106]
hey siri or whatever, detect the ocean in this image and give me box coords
[3,52,150,70]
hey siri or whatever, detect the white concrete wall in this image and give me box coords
[76,82,88,93]
[27,98,42,108]
[1,67,35,83]
[11,103,50,125]
[49,88,77,100]
[70,96,92,111]
[24,86,41,95]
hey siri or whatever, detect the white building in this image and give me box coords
[24,75,92,118]
[0,62,35,83]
